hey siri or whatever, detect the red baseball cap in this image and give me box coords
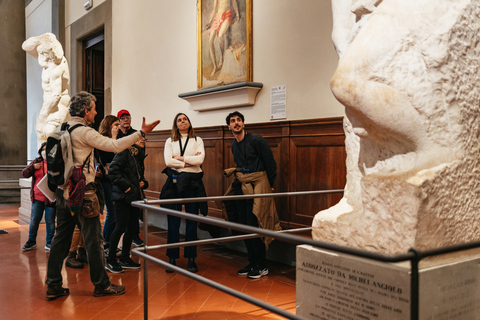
[117,109,131,119]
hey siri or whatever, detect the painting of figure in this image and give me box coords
[198,0,252,88]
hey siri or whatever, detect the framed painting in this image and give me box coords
[197,0,252,89]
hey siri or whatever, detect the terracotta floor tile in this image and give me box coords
[0,203,297,320]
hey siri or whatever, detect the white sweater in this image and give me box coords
[164,134,205,173]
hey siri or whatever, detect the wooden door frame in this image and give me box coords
[69,0,112,116]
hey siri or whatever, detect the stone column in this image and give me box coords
[0,0,27,203]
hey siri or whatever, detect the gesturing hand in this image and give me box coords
[141,117,161,135]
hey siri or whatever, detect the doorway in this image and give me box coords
[83,31,105,131]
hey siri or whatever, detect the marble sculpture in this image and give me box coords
[22,33,70,144]
[313,0,480,253]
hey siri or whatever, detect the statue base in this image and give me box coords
[296,245,480,320]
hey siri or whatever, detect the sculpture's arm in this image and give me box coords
[22,37,41,59]
[331,0,357,58]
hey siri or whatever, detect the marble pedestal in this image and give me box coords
[296,245,480,320]
[18,178,33,223]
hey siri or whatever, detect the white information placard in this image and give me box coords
[297,245,480,320]
[270,85,286,120]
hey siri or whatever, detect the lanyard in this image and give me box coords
[179,136,190,156]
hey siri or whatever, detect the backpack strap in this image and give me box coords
[82,151,93,173]
[68,123,83,133]
[68,123,89,172]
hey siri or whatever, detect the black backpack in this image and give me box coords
[46,123,83,191]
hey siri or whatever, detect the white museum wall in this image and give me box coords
[24,0,53,160]
[107,0,344,131]
[65,0,106,28]
[61,0,343,132]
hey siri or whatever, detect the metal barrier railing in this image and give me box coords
[132,190,480,320]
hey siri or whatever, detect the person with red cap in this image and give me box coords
[116,109,145,247]
[117,109,136,138]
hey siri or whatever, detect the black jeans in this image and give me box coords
[236,198,266,269]
[46,189,110,289]
[108,199,139,262]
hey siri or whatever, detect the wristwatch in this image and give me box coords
[139,130,146,138]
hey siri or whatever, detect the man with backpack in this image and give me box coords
[45,91,160,300]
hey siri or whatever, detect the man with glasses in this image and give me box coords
[116,109,145,247]
[117,109,136,138]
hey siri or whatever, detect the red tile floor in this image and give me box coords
[0,203,297,319]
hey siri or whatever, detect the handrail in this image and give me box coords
[131,190,480,320]
[134,199,414,264]
[143,189,344,204]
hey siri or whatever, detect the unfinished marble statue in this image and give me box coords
[22,33,70,143]
[312,0,480,253]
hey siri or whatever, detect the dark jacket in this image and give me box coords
[95,149,115,183]
[23,157,45,203]
[160,167,208,216]
[117,127,137,139]
[231,132,277,187]
[108,145,148,203]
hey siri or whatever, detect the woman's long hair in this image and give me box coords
[171,113,196,141]
[98,115,119,137]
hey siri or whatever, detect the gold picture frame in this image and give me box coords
[197,0,252,89]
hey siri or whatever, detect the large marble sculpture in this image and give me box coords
[312,0,480,253]
[22,33,70,143]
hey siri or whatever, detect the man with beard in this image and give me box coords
[223,111,281,279]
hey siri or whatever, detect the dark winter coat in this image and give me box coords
[159,167,208,216]
[108,145,149,204]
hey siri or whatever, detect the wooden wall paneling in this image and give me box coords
[143,134,166,200]
[279,125,291,224]
[289,118,345,137]
[288,134,346,227]
[195,127,224,218]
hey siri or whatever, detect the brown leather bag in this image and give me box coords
[81,189,100,218]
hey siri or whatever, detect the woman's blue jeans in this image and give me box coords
[166,188,198,259]
[28,200,56,244]
[101,180,115,244]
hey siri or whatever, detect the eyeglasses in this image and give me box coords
[120,115,131,120]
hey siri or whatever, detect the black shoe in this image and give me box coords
[165,258,176,273]
[104,247,122,257]
[237,264,253,276]
[46,285,70,301]
[247,267,269,279]
[22,240,37,251]
[132,237,144,247]
[119,258,141,269]
[77,247,88,263]
[65,251,84,269]
[105,261,124,273]
[93,283,126,297]
[187,258,198,273]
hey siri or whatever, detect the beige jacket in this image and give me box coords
[222,168,281,247]
[68,117,142,185]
